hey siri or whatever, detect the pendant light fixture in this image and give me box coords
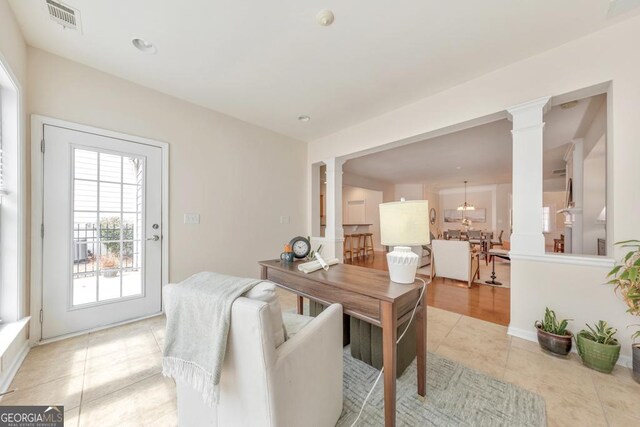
[457,180,475,211]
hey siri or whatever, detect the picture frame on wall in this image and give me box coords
[443,208,487,223]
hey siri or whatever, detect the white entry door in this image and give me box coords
[41,124,163,339]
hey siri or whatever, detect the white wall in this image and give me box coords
[0,0,26,83]
[423,187,440,236]
[583,137,606,255]
[581,100,607,256]
[439,185,495,232]
[342,172,394,202]
[495,183,512,241]
[342,186,383,250]
[307,15,640,359]
[543,191,566,248]
[27,47,307,282]
[394,183,423,201]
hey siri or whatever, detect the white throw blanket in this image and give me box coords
[162,272,262,406]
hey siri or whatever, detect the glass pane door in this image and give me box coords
[72,148,145,307]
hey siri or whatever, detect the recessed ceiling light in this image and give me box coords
[132,38,157,54]
[456,166,462,170]
[298,115,311,122]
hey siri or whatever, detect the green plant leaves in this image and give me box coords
[580,320,619,345]
[538,307,572,335]
[607,241,640,319]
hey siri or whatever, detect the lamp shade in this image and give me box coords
[379,200,430,246]
[596,206,606,224]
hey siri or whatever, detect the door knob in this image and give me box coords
[147,235,160,241]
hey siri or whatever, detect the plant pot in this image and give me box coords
[633,344,640,384]
[576,332,621,374]
[101,270,119,278]
[535,322,573,356]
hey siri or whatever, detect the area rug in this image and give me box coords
[337,349,545,426]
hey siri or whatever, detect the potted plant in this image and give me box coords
[100,254,119,277]
[632,328,640,382]
[535,307,573,356]
[576,321,621,373]
[607,240,640,382]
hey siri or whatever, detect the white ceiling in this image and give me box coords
[8,1,637,141]
[343,95,605,189]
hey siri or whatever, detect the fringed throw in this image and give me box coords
[161,272,262,406]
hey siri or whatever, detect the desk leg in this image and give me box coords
[381,301,397,427]
[416,294,427,397]
[296,296,304,315]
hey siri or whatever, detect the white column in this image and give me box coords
[570,139,584,254]
[507,97,550,256]
[310,163,321,237]
[324,158,345,261]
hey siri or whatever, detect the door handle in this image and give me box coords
[147,235,160,241]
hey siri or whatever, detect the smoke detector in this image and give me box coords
[316,10,335,26]
[46,0,82,32]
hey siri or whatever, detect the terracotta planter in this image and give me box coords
[576,332,620,374]
[633,344,640,384]
[535,322,573,356]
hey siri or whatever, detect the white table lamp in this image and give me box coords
[596,206,606,224]
[379,199,430,284]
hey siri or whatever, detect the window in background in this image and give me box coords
[0,57,22,325]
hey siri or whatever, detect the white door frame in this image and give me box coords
[30,115,169,343]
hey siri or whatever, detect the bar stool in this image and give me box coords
[351,234,363,259]
[356,234,366,258]
[343,234,353,261]
[363,233,375,257]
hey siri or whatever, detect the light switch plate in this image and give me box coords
[184,213,200,224]
[279,215,291,224]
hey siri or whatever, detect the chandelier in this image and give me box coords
[457,181,475,211]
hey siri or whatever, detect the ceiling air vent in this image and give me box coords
[552,168,567,176]
[46,0,81,31]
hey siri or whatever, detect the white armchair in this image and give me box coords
[176,296,344,427]
[431,239,480,287]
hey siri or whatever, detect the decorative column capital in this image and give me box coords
[324,157,346,172]
[507,96,552,130]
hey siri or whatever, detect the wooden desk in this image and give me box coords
[259,259,426,427]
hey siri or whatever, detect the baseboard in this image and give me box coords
[507,325,632,368]
[34,311,164,346]
[507,326,538,343]
[0,341,30,394]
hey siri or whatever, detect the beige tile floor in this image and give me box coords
[2,289,639,427]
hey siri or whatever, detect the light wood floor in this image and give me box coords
[345,251,511,326]
[4,308,640,426]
